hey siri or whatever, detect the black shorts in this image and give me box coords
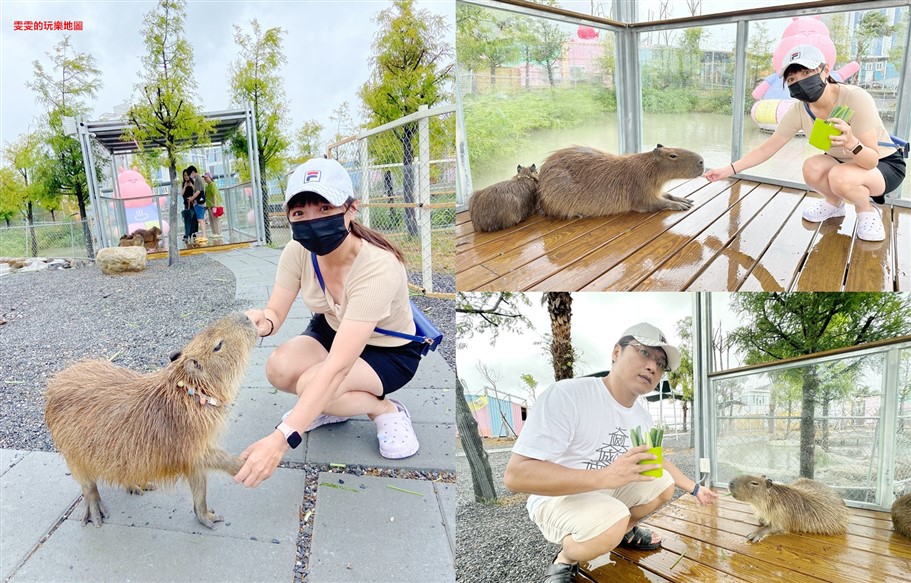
[826,150,906,203]
[301,313,422,396]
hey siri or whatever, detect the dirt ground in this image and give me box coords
[455,436,516,451]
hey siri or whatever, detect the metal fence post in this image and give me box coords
[417,105,433,294]
[358,138,371,228]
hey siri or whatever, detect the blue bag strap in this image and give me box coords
[310,252,431,346]
[804,102,909,157]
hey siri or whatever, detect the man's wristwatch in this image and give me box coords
[276,421,302,449]
[851,141,864,155]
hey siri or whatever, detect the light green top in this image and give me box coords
[205,181,222,207]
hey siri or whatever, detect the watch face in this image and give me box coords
[852,143,863,154]
[287,431,302,449]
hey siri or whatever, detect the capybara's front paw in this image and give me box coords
[667,200,692,211]
[195,509,225,529]
[745,526,772,542]
[82,498,109,528]
[126,482,157,495]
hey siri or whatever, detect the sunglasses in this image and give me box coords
[622,341,670,372]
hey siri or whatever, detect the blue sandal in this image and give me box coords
[620,525,661,550]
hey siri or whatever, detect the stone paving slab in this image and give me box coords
[308,473,454,582]
[0,451,80,581]
[435,481,456,553]
[306,421,455,472]
[76,467,304,544]
[1,448,28,475]
[9,520,292,583]
[221,388,306,464]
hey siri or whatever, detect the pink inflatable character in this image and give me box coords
[117,166,168,234]
[750,17,860,131]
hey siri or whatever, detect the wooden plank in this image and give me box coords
[455,213,547,246]
[456,211,471,226]
[844,204,895,291]
[455,264,501,290]
[791,203,858,291]
[684,187,804,292]
[735,190,816,291]
[629,182,776,291]
[533,179,735,290]
[580,552,674,582]
[455,215,571,273]
[894,206,911,291]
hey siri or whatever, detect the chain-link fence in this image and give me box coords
[0,220,92,259]
[708,342,911,508]
[327,104,456,298]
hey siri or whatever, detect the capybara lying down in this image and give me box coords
[536,144,704,219]
[893,493,911,539]
[468,164,539,232]
[730,475,848,542]
[45,313,258,528]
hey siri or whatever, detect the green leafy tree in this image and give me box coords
[519,373,538,401]
[455,4,517,89]
[678,27,704,89]
[854,11,895,77]
[359,0,454,238]
[888,11,909,82]
[329,101,357,145]
[0,166,23,226]
[529,3,568,88]
[746,21,774,94]
[229,19,290,244]
[126,0,211,266]
[3,132,46,255]
[824,14,852,79]
[728,292,911,479]
[667,316,694,442]
[26,35,103,256]
[293,120,324,163]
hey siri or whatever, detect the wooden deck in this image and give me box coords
[456,177,910,292]
[579,493,911,583]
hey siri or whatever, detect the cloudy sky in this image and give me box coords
[457,292,747,402]
[0,0,454,148]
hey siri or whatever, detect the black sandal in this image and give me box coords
[620,525,661,551]
[542,552,579,583]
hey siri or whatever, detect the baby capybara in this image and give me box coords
[468,164,538,232]
[730,475,848,542]
[536,144,704,219]
[45,313,258,528]
[893,493,911,539]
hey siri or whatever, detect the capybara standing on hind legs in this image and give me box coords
[536,144,704,219]
[45,313,258,528]
[468,164,539,232]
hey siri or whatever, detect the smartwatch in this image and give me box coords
[276,421,302,449]
[851,141,863,155]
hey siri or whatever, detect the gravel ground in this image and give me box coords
[409,272,455,373]
[455,435,700,583]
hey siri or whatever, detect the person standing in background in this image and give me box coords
[203,171,222,238]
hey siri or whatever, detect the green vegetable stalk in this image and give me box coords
[827,105,854,124]
[630,425,663,447]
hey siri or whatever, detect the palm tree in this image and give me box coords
[545,292,574,380]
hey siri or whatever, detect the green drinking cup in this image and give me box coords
[638,446,663,478]
[808,117,841,150]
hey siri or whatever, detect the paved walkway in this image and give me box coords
[1,246,456,582]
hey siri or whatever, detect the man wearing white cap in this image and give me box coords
[705,43,905,243]
[504,323,717,583]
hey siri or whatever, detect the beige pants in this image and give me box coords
[533,472,675,544]
[206,207,221,236]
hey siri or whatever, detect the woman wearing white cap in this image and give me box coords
[235,158,424,488]
[705,44,905,242]
[504,323,717,583]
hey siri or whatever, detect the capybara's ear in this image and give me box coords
[657,143,664,149]
[766,478,773,487]
[530,164,537,172]
[169,350,182,362]
[517,164,522,174]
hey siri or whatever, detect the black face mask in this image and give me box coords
[291,212,349,256]
[789,72,827,103]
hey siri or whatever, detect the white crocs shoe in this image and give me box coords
[856,208,885,242]
[374,398,419,459]
[282,410,349,432]
[802,199,846,222]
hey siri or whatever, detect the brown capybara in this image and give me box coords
[468,164,538,232]
[893,493,911,539]
[118,234,143,247]
[45,313,258,529]
[729,475,848,542]
[536,144,704,219]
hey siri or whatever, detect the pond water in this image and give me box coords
[470,111,909,201]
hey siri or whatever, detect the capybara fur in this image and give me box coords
[468,164,538,232]
[536,144,704,219]
[118,233,143,247]
[45,313,258,529]
[729,475,848,542]
[893,493,911,539]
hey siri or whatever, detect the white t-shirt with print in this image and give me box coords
[512,376,655,519]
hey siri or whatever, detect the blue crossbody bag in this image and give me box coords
[310,252,443,356]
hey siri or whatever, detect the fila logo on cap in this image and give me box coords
[659,333,667,343]
[305,170,321,183]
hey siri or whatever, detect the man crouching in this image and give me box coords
[504,323,717,582]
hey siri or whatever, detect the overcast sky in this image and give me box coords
[0,0,454,148]
[457,292,754,402]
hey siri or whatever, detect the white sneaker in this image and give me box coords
[802,199,846,222]
[282,410,349,432]
[856,208,885,242]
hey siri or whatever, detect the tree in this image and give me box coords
[293,120,324,163]
[520,373,538,401]
[329,101,357,145]
[27,35,103,256]
[854,11,895,77]
[888,11,909,82]
[529,3,568,88]
[456,377,497,502]
[360,0,454,238]
[824,14,852,79]
[455,4,517,88]
[126,0,211,266]
[229,20,290,246]
[544,292,574,381]
[746,21,774,90]
[667,316,694,444]
[728,292,911,479]
[3,132,45,255]
[476,361,515,437]
[0,167,23,226]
